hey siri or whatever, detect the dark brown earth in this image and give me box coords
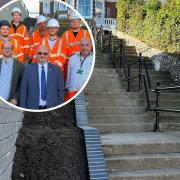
[12,102,90,180]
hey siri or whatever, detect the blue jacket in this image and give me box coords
[20,63,64,109]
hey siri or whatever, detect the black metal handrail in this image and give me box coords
[96,25,103,52]
[102,31,113,53]
[119,40,143,92]
[116,37,180,132]
[152,83,180,132]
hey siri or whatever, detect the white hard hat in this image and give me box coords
[47,19,59,28]
[12,7,21,14]
[37,15,47,24]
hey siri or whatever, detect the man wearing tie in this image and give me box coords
[20,45,64,109]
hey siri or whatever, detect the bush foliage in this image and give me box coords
[116,0,180,53]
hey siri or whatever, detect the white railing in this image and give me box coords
[95,18,117,30]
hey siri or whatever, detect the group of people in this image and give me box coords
[0,7,93,110]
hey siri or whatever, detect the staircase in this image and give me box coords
[84,38,180,179]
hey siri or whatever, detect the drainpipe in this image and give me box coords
[92,0,96,41]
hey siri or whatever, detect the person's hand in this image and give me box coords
[10,99,18,105]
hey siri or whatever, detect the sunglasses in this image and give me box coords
[38,52,48,55]
[3,47,13,50]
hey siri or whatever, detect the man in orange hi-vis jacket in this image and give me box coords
[29,15,49,62]
[61,14,91,58]
[0,20,24,62]
[9,7,29,61]
[61,14,91,81]
[32,19,67,76]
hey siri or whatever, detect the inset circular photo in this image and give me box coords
[0,0,95,112]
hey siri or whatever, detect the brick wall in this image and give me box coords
[0,101,23,180]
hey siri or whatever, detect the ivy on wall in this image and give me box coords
[116,0,180,53]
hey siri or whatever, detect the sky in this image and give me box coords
[22,0,39,17]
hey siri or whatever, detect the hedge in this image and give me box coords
[116,0,180,54]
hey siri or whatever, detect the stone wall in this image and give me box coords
[113,30,163,58]
[0,101,23,180]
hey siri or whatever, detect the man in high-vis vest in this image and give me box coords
[0,20,24,62]
[61,14,91,58]
[32,19,67,75]
[61,14,91,80]
[29,15,49,62]
[9,7,29,61]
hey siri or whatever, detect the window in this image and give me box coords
[66,0,74,7]
[54,1,58,12]
[78,0,91,18]
[43,1,50,14]
[59,2,67,10]
[96,2,102,9]
[95,1,103,18]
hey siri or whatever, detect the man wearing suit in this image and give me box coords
[20,45,64,109]
[0,41,24,105]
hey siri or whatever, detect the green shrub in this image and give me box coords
[116,0,180,53]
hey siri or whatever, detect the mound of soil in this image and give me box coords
[12,102,89,180]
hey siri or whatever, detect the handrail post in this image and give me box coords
[112,49,115,69]
[154,82,160,132]
[108,32,112,51]
[143,75,150,109]
[119,39,123,67]
[111,33,114,53]
[111,33,115,68]
[127,65,130,92]
[139,53,143,91]
[100,25,103,52]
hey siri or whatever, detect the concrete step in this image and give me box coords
[90,123,154,133]
[161,123,180,132]
[86,83,123,90]
[86,99,180,108]
[123,79,173,87]
[85,90,180,100]
[109,168,180,180]
[95,57,112,62]
[101,132,180,156]
[106,153,180,171]
[88,114,180,124]
[95,63,113,68]
[116,68,170,76]
[91,72,119,78]
[87,107,146,115]
[93,68,117,75]
[90,76,120,84]
[96,53,111,59]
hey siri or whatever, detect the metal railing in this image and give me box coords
[119,39,143,92]
[96,25,103,52]
[101,31,113,53]
[95,18,117,30]
[153,84,180,132]
[115,37,180,132]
